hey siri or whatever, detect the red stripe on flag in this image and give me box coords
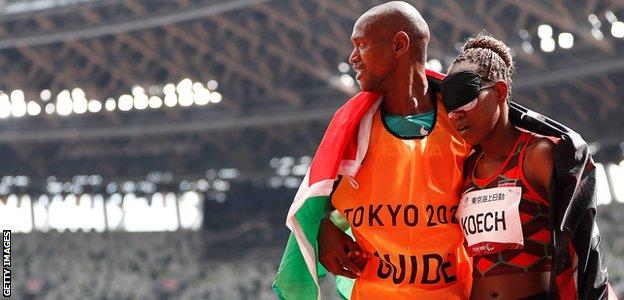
[308,92,380,186]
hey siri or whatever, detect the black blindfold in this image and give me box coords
[441,71,488,113]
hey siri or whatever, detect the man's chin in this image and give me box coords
[357,81,376,92]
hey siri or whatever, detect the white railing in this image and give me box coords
[1,0,97,16]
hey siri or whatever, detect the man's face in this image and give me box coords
[349,21,396,92]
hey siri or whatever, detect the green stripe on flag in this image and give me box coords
[336,276,355,300]
[273,195,328,299]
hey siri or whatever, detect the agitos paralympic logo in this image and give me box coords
[2,230,10,298]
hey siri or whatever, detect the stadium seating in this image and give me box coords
[9,202,624,299]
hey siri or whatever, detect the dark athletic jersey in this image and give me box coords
[461,131,553,278]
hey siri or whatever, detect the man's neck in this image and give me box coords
[382,67,433,115]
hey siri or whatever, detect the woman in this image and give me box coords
[441,33,557,300]
[441,32,617,300]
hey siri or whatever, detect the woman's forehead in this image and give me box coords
[447,61,480,75]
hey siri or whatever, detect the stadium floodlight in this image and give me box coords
[121,181,136,193]
[540,38,556,52]
[197,179,209,192]
[595,163,612,205]
[340,74,355,88]
[300,156,311,165]
[105,98,116,111]
[10,89,24,102]
[269,157,280,168]
[106,182,118,194]
[71,88,86,100]
[164,93,177,107]
[45,103,55,115]
[133,94,149,110]
[11,99,27,118]
[588,14,601,28]
[207,80,218,91]
[605,11,617,24]
[0,194,33,233]
[284,177,301,189]
[0,94,11,119]
[521,41,534,54]
[163,83,176,95]
[176,78,193,95]
[537,24,553,39]
[518,29,530,40]
[0,79,227,121]
[280,156,295,167]
[87,175,103,186]
[14,176,29,187]
[218,168,239,179]
[72,96,88,114]
[591,27,605,40]
[558,33,574,49]
[209,92,222,103]
[148,96,163,109]
[56,90,73,116]
[608,163,624,203]
[179,180,190,192]
[192,82,204,93]
[88,100,102,113]
[178,91,194,107]
[118,94,133,111]
[47,182,62,194]
[292,164,307,176]
[10,90,27,117]
[27,101,41,116]
[40,89,51,101]
[338,62,350,73]
[611,21,624,38]
[148,85,160,95]
[138,181,156,194]
[214,192,226,203]
[428,59,443,72]
[277,166,290,176]
[269,176,282,189]
[2,176,12,185]
[194,89,211,105]
[213,179,230,192]
[131,85,145,96]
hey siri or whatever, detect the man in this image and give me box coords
[274,2,471,299]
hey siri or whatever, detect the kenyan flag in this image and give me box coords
[272,91,381,300]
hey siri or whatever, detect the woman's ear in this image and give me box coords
[493,81,508,103]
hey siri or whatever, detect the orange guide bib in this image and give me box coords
[332,98,472,299]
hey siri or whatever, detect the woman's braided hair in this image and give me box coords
[452,32,515,95]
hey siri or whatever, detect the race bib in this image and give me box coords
[457,187,523,256]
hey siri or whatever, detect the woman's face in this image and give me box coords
[443,64,504,146]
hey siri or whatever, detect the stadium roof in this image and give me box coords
[0,0,622,189]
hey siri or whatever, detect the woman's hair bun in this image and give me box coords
[463,32,513,69]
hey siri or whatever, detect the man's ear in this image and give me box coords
[493,81,508,103]
[394,31,410,57]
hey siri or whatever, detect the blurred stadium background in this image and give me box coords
[0,0,622,299]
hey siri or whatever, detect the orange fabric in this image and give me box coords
[331,97,472,299]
